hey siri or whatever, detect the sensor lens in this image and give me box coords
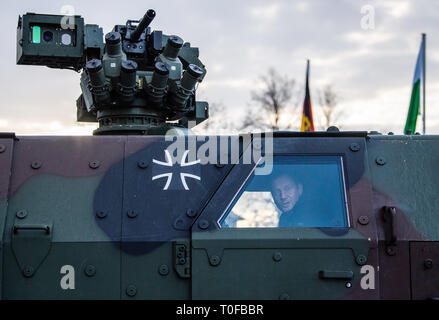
[61,33,72,45]
[43,30,54,42]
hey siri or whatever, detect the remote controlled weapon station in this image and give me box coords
[16,10,208,135]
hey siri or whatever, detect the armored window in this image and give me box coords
[219,156,349,228]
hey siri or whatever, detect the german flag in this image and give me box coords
[300,60,315,132]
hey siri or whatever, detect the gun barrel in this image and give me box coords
[130,9,156,41]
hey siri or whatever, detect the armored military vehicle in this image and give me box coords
[0,9,438,300]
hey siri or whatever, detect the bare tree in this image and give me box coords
[318,84,341,129]
[241,68,297,131]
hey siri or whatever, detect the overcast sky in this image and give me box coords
[1,0,438,135]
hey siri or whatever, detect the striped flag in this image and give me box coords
[301,60,315,132]
[404,35,425,135]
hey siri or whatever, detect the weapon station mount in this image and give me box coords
[16,9,208,135]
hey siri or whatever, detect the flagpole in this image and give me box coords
[422,33,426,135]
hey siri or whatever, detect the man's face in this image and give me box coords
[271,175,303,213]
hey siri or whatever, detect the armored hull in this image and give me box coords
[1,132,438,299]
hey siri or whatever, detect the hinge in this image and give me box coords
[173,240,190,278]
[382,206,397,256]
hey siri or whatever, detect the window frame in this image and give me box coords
[217,154,351,229]
[192,136,375,240]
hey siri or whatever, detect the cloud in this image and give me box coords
[379,0,411,18]
[250,3,281,21]
[1,0,439,135]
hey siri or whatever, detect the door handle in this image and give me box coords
[382,206,397,255]
[13,224,51,235]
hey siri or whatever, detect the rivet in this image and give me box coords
[0,144,6,153]
[358,216,369,225]
[89,160,100,169]
[210,255,221,266]
[137,160,149,169]
[31,161,42,169]
[127,210,137,218]
[349,143,360,152]
[356,254,367,266]
[159,264,169,276]
[376,157,386,166]
[179,258,186,265]
[273,252,282,262]
[346,282,352,288]
[186,209,197,218]
[16,210,28,219]
[424,259,433,270]
[23,266,34,278]
[126,285,137,297]
[85,265,96,277]
[96,211,107,219]
[198,219,209,230]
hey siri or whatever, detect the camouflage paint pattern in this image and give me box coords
[0,133,438,299]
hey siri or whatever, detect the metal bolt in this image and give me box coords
[358,216,369,225]
[126,285,137,297]
[89,160,100,169]
[23,266,34,278]
[85,265,96,277]
[186,209,197,218]
[198,219,209,230]
[0,144,6,153]
[127,210,137,218]
[137,160,149,169]
[349,143,360,152]
[356,254,367,265]
[273,252,282,262]
[159,264,169,276]
[16,210,28,219]
[346,282,352,288]
[424,259,434,270]
[179,258,186,265]
[177,252,184,258]
[210,255,221,266]
[96,211,107,219]
[31,161,42,169]
[376,157,386,166]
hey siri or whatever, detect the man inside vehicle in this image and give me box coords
[270,173,306,227]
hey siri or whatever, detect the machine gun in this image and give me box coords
[16,10,208,135]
